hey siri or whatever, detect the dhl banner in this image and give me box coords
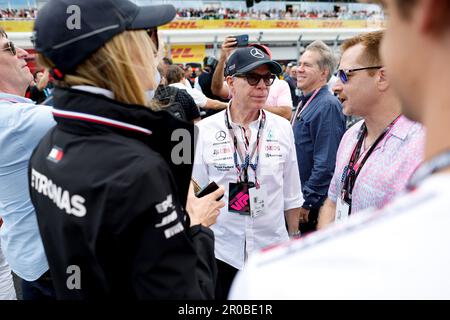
[170,44,205,63]
[0,19,386,33]
[0,20,34,32]
[160,19,387,30]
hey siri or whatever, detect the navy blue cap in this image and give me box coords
[33,0,176,73]
[225,47,282,77]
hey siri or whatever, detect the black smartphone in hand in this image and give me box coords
[196,181,223,201]
[233,34,249,47]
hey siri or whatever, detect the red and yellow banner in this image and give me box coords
[170,44,205,63]
[0,19,386,33]
[0,20,34,32]
[160,19,387,30]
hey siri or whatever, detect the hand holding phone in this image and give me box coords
[196,181,224,201]
[187,181,225,227]
[233,34,249,47]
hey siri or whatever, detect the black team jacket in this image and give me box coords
[28,87,217,299]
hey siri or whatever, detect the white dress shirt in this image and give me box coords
[192,106,303,270]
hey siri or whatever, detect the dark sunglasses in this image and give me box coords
[147,28,159,52]
[1,41,16,56]
[234,73,276,86]
[337,66,382,84]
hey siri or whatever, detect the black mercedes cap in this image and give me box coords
[33,0,176,73]
[224,47,282,77]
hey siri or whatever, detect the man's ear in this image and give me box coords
[377,67,390,92]
[226,75,234,91]
[321,68,329,83]
[419,0,450,36]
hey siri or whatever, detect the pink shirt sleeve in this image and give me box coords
[266,79,293,108]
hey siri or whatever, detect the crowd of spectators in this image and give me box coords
[0,7,382,21]
[176,8,383,20]
[0,8,37,20]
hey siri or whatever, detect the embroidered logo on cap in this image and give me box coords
[250,48,264,59]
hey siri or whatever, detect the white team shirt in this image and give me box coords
[229,174,450,299]
[192,106,303,270]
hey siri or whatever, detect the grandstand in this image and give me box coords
[0,1,384,64]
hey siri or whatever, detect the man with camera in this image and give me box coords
[211,36,293,121]
[192,47,302,299]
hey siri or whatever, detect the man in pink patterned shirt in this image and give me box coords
[317,30,425,229]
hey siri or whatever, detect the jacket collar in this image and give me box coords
[52,86,196,207]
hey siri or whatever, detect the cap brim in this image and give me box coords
[237,60,282,75]
[128,4,176,30]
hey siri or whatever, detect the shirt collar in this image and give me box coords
[388,115,414,140]
[226,101,263,129]
[378,115,415,151]
[300,85,327,103]
[0,92,35,104]
[71,85,114,99]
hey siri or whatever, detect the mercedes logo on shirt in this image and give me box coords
[215,130,227,141]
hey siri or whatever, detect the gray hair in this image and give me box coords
[305,40,336,82]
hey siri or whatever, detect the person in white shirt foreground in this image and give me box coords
[192,47,303,299]
[229,0,450,299]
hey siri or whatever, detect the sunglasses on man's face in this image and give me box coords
[337,66,382,84]
[1,41,16,56]
[234,73,276,86]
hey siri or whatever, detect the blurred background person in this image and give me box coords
[29,69,53,104]
[166,64,227,114]
[195,56,228,118]
[155,64,201,123]
[284,64,300,107]
[184,65,195,88]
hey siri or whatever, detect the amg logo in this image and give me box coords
[31,168,87,217]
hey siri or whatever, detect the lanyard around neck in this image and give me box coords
[290,87,321,125]
[342,115,402,204]
[224,109,266,184]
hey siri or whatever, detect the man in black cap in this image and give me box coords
[29,0,225,299]
[192,47,303,299]
[195,56,227,118]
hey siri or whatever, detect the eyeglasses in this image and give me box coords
[233,73,276,86]
[1,41,16,56]
[337,66,382,84]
